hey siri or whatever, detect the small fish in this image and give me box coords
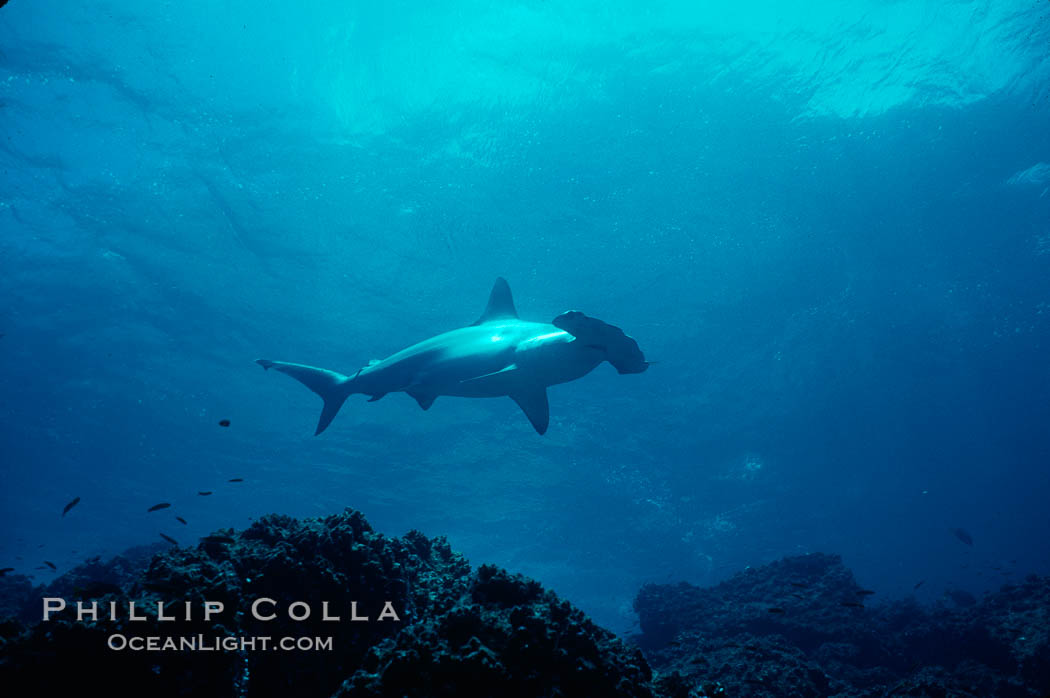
[913,580,925,590]
[0,567,13,576]
[159,533,178,545]
[35,565,48,570]
[840,601,863,608]
[198,491,213,496]
[62,497,81,517]
[44,561,56,570]
[148,503,172,512]
[228,478,243,483]
[175,516,188,525]
[789,582,807,588]
[952,528,974,546]
[767,607,785,614]
[200,535,235,545]
[218,419,231,427]
[856,589,876,596]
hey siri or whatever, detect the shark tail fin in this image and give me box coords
[256,360,355,435]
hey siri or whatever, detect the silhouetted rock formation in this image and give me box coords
[0,510,655,697]
[6,524,1049,697]
[633,553,1050,697]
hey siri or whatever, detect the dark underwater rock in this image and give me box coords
[337,563,653,697]
[0,541,162,642]
[633,553,1050,697]
[29,542,163,614]
[0,573,35,622]
[9,523,1048,697]
[0,509,656,697]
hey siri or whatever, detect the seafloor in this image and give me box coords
[0,509,1046,697]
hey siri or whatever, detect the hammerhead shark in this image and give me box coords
[256,278,648,435]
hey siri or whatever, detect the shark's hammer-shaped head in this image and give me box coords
[552,310,650,375]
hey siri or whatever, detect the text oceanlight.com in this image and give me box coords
[108,634,334,651]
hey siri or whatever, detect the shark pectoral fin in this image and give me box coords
[510,388,549,435]
[406,390,437,411]
[459,363,518,384]
[256,359,355,435]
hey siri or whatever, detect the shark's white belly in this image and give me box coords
[351,321,600,399]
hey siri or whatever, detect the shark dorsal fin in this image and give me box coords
[472,277,518,325]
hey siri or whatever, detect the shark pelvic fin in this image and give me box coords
[510,388,549,435]
[256,359,354,435]
[406,390,437,411]
[472,277,518,325]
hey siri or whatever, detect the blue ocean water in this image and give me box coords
[1,0,1048,635]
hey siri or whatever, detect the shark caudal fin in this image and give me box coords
[256,360,355,435]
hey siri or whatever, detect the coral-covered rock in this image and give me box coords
[0,573,34,623]
[633,553,1050,697]
[338,564,653,697]
[0,509,655,698]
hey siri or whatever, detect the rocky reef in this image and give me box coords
[0,509,655,697]
[4,517,1049,697]
[633,552,1050,697]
